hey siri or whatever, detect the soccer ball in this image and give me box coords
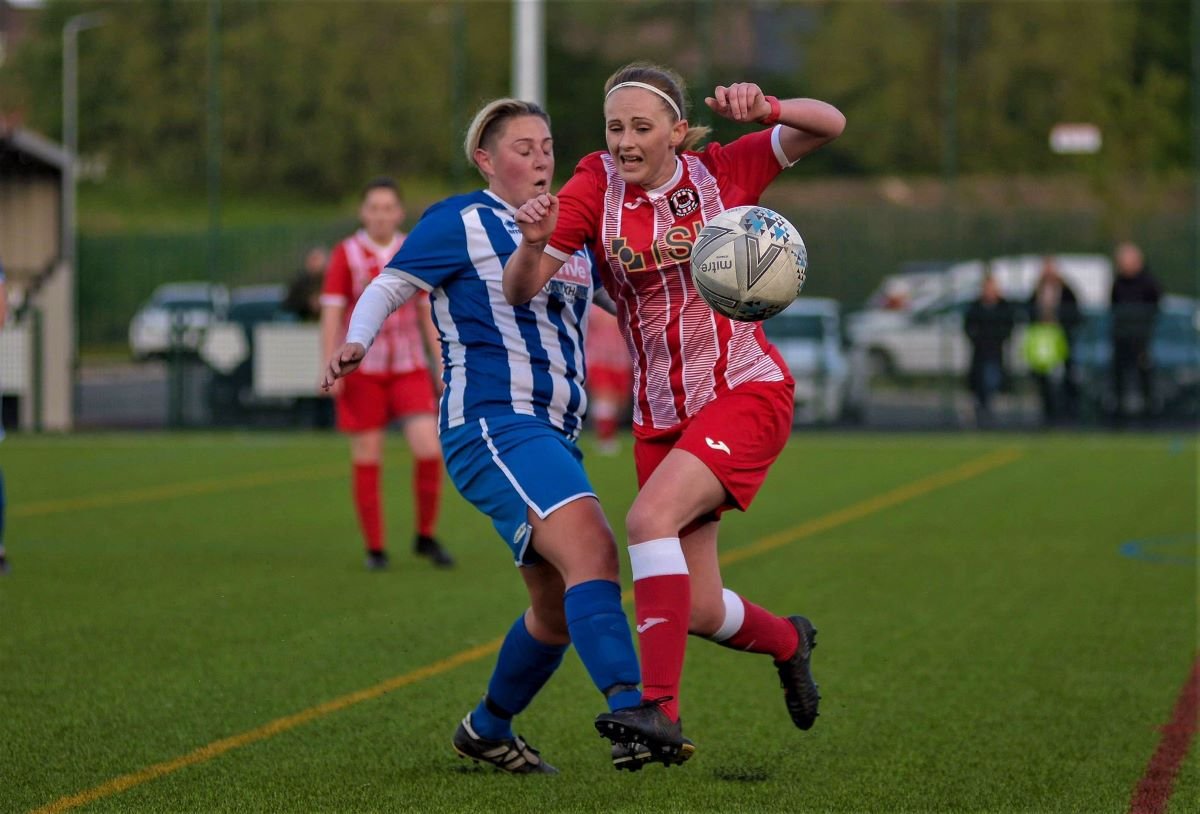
[690,205,807,322]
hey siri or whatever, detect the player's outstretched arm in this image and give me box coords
[321,274,416,389]
[503,193,566,305]
[705,83,845,164]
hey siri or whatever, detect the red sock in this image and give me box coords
[596,416,618,441]
[414,457,442,538]
[711,589,799,661]
[352,462,383,553]
[629,538,691,722]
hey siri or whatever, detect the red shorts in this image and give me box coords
[634,378,794,520]
[335,369,437,433]
[587,365,632,400]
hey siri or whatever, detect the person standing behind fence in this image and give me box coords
[284,245,330,321]
[320,178,454,571]
[1110,242,1162,425]
[1023,313,1070,426]
[1026,257,1081,423]
[964,274,1015,427]
[0,259,8,574]
[584,303,632,455]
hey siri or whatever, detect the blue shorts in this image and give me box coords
[441,414,596,566]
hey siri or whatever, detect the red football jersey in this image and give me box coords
[547,127,795,434]
[320,230,429,375]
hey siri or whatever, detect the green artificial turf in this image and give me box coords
[0,432,1194,813]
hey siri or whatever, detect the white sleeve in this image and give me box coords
[345,274,419,349]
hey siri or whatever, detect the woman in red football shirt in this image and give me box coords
[503,62,844,758]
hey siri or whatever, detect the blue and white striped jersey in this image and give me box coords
[386,189,596,439]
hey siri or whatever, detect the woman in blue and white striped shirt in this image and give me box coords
[323,99,685,773]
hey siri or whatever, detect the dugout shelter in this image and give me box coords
[0,125,74,430]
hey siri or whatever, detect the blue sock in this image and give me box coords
[564,579,642,712]
[471,614,567,740]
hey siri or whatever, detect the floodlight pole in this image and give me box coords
[63,11,105,426]
[62,12,106,271]
[938,0,958,427]
[1193,0,1199,281]
[512,0,544,106]
[206,0,222,280]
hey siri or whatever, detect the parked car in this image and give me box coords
[200,284,320,425]
[129,282,229,361]
[848,254,1112,378]
[845,261,953,339]
[763,298,859,423]
[1073,295,1200,420]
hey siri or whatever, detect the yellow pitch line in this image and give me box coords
[12,464,346,519]
[31,447,1022,813]
[29,641,504,814]
[720,447,1024,566]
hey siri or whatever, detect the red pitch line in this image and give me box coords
[1129,653,1200,814]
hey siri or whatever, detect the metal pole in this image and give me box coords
[939,0,958,428]
[695,0,713,125]
[62,12,105,433]
[31,307,43,433]
[1193,0,1199,287]
[511,0,544,105]
[451,0,466,190]
[206,0,222,280]
[61,13,106,271]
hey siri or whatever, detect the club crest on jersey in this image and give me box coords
[669,188,699,218]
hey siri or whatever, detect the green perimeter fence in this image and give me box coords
[79,217,355,350]
[78,205,1196,350]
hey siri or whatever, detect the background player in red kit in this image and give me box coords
[505,63,845,759]
[321,177,454,570]
[584,303,633,455]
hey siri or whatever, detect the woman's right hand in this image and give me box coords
[323,342,366,390]
[514,193,559,247]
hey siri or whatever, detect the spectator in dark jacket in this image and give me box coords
[964,274,1015,426]
[1110,242,1162,422]
[283,246,329,321]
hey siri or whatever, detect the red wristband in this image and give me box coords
[758,95,781,126]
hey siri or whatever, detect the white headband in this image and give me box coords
[605,81,682,120]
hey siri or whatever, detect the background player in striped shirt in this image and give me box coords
[584,302,633,455]
[505,63,845,759]
[323,99,671,773]
[320,178,453,571]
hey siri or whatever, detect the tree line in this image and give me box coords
[0,0,1189,201]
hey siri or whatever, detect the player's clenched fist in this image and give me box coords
[514,193,559,246]
[705,83,770,123]
[323,342,366,390]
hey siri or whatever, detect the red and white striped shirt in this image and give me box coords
[547,127,794,435]
[320,230,429,375]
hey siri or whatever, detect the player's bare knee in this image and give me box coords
[688,598,725,637]
[625,500,677,544]
[564,542,620,584]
